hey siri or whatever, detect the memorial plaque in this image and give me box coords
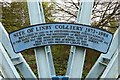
[9,23,113,53]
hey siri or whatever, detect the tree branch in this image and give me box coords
[96,2,120,27]
[71,0,79,9]
[52,2,77,18]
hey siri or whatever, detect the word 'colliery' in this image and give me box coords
[10,23,113,53]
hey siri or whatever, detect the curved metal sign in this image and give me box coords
[9,23,113,53]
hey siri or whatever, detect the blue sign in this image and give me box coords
[9,23,113,53]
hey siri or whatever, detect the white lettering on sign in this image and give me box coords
[9,23,113,53]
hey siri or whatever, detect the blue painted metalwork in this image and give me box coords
[52,76,68,80]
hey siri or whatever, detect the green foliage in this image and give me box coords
[1,2,29,32]
[52,45,70,75]
[83,49,100,78]
[1,2,55,32]
[107,18,118,33]
[42,2,55,22]
[22,49,38,77]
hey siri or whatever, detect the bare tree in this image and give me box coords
[93,0,119,28]
[52,0,120,31]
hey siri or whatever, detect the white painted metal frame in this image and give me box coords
[27,0,94,79]
[0,22,36,78]
[27,0,55,78]
[86,24,120,78]
[0,0,119,79]
[101,48,119,78]
[0,76,2,80]
[66,0,94,78]
[0,42,21,79]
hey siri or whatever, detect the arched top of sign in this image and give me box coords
[9,23,113,53]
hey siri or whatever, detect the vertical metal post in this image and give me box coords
[66,0,94,78]
[27,0,55,78]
